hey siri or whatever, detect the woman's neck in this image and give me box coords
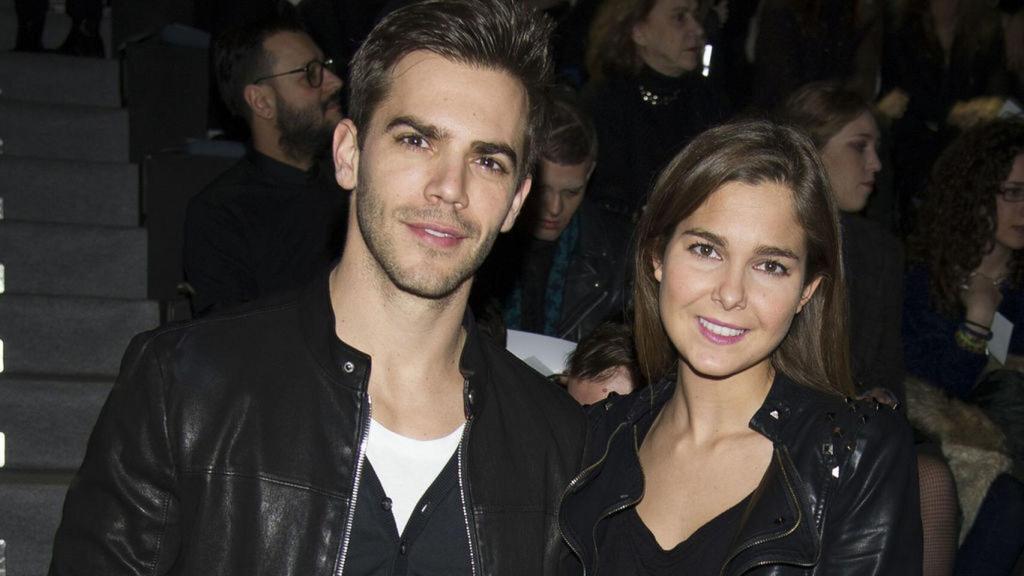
[658,360,774,445]
[978,242,1013,279]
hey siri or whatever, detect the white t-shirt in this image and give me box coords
[365,418,465,534]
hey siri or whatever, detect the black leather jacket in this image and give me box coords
[558,374,922,576]
[49,273,587,575]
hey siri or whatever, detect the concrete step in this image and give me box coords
[0,99,129,162]
[0,375,110,471]
[0,294,158,377]
[0,4,113,57]
[0,220,147,299]
[0,51,120,108]
[0,156,138,227]
[0,472,71,576]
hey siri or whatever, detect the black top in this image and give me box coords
[346,456,472,576]
[582,68,730,220]
[183,149,348,315]
[520,238,558,333]
[598,494,751,575]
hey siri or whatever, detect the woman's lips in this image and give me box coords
[697,316,749,345]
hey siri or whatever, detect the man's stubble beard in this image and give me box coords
[276,95,337,164]
[354,169,502,302]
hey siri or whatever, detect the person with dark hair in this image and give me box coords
[48,1,586,574]
[581,0,730,221]
[780,80,959,576]
[560,119,921,574]
[183,17,348,315]
[477,86,631,342]
[751,0,884,111]
[904,119,1024,575]
[562,322,642,405]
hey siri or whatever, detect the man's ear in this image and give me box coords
[333,119,360,190]
[500,176,532,233]
[244,84,275,120]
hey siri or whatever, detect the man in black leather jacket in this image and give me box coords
[49,1,586,574]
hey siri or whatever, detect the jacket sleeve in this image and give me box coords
[183,193,257,316]
[818,409,922,575]
[49,333,181,575]
[873,243,907,405]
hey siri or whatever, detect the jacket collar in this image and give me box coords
[613,373,820,573]
[299,266,489,418]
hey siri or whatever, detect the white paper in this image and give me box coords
[999,98,1023,119]
[505,330,577,376]
[989,312,1013,364]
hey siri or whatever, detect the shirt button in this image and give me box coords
[399,541,407,555]
[343,361,355,373]
[381,497,392,511]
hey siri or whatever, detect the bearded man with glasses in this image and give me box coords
[182,16,348,315]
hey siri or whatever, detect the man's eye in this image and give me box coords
[477,157,507,174]
[398,135,428,149]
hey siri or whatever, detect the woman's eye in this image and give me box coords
[757,260,790,276]
[688,243,719,259]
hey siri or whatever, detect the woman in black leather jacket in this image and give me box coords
[558,119,922,575]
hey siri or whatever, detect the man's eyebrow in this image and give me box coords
[472,141,518,171]
[384,115,447,141]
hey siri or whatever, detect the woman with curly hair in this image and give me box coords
[581,0,730,222]
[905,120,1024,399]
[905,119,1024,576]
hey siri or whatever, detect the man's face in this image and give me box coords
[337,51,532,300]
[261,31,344,160]
[528,158,592,241]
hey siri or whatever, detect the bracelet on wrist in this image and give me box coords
[964,319,993,333]
[960,322,994,340]
[956,326,990,354]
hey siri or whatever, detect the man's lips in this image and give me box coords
[538,218,561,229]
[406,222,468,247]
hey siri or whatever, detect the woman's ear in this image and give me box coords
[652,252,663,283]
[797,275,823,313]
[333,119,360,190]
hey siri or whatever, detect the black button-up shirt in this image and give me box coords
[345,455,473,575]
[183,149,348,314]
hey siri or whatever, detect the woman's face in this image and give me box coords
[994,153,1024,252]
[820,111,881,213]
[653,181,821,380]
[632,0,705,77]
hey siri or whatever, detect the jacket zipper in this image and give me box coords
[457,419,479,576]
[556,420,631,576]
[334,395,372,576]
[590,426,644,576]
[718,449,809,576]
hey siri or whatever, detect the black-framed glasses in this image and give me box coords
[253,58,335,88]
[998,184,1024,203]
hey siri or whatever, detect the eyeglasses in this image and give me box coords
[253,58,335,88]
[998,184,1024,203]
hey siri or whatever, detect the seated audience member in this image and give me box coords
[477,87,631,342]
[582,0,731,221]
[560,119,921,574]
[779,82,904,404]
[882,0,1010,228]
[561,322,642,405]
[752,0,883,111]
[183,17,348,315]
[782,81,958,576]
[905,119,1024,575]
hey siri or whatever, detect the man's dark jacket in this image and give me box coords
[559,374,922,575]
[49,272,587,575]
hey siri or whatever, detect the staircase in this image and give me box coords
[0,41,159,576]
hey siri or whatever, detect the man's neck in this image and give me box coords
[328,249,471,437]
[251,128,315,171]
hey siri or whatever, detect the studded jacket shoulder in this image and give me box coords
[558,373,922,576]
